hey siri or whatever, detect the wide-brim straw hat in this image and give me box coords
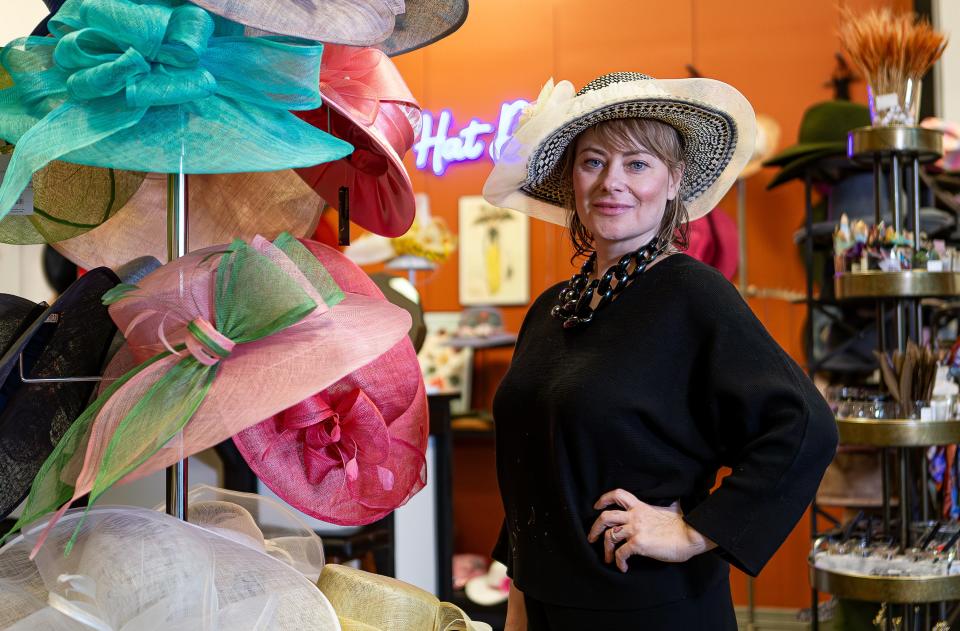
[52,171,323,270]
[482,72,757,224]
[6,234,410,549]
[0,143,146,246]
[0,0,353,222]
[0,506,342,630]
[319,563,491,631]
[296,44,420,238]
[234,239,428,526]
[738,114,781,180]
[187,0,468,57]
[0,269,120,521]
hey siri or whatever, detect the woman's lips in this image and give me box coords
[591,202,632,216]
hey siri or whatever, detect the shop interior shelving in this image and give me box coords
[808,124,951,631]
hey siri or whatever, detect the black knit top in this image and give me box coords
[491,253,837,610]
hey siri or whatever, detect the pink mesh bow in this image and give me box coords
[296,44,420,238]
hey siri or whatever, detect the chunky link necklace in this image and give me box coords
[551,239,666,329]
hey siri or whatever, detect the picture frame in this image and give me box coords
[458,195,529,306]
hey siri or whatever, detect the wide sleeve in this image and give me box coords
[492,519,513,575]
[682,276,838,577]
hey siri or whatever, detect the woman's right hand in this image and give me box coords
[503,581,527,631]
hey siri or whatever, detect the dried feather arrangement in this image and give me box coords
[874,341,939,408]
[838,7,947,126]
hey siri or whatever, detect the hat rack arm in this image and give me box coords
[17,351,102,383]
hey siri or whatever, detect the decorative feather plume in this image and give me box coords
[839,7,947,125]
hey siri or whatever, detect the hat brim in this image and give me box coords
[8,506,342,628]
[189,0,399,46]
[0,296,47,386]
[296,98,416,238]
[0,158,146,246]
[483,77,757,225]
[377,0,470,56]
[65,241,411,509]
[0,268,119,519]
[0,95,354,175]
[464,576,510,606]
[765,149,853,190]
[763,141,847,168]
[52,171,323,270]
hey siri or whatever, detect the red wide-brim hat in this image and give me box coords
[296,45,421,238]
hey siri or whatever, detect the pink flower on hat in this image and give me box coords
[270,390,396,493]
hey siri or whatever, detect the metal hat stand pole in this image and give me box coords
[165,168,188,520]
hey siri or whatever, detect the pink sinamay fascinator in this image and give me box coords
[296,44,421,238]
[234,239,428,526]
[5,233,410,551]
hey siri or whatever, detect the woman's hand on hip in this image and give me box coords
[586,488,716,571]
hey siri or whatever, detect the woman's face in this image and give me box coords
[571,127,681,256]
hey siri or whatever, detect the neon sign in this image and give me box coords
[413,99,529,176]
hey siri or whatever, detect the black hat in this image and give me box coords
[0,268,120,519]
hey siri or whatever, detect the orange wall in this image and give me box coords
[389,0,910,609]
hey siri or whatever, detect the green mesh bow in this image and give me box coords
[3,236,343,550]
[0,0,353,221]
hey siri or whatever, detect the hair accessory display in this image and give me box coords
[0,0,354,221]
[234,238,427,526]
[0,269,120,521]
[482,72,756,224]
[52,171,324,270]
[5,234,409,550]
[0,505,342,630]
[296,44,421,238]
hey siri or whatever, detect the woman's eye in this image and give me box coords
[629,161,649,171]
[584,158,603,168]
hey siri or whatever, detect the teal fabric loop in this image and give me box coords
[158,5,215,66]
[54,0,215,106]
[77,0,172,60]
[0,0,353,221]
[64,46,150,101]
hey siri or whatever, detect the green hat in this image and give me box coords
[763,100,869,189]
[0,0,353,222]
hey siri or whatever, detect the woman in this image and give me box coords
[482,73,838,630]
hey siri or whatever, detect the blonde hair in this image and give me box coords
[559,118,689,260]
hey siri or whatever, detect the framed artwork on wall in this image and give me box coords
[458,195,529,306]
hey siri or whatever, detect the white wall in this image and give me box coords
[0,1,53,302]
[936,0,960,120]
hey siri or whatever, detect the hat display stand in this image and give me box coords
[805,127,958,631]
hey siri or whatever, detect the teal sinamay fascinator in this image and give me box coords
[0,0,354,221]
